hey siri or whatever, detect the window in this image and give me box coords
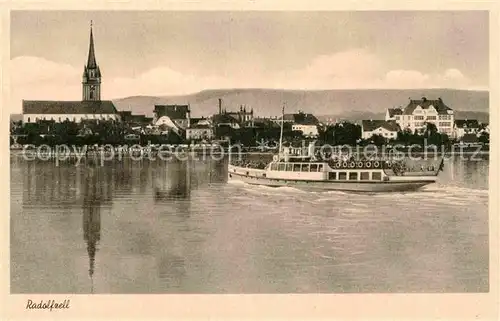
[310,164,318,172]
[279,163,286,171]
[301,164,310,172]
[395,116,400,120]
[360,172,370,180]
[427,116,436,120]
[414,116,424,120]
[286,163,293,171]
[318,164,323,172]
[293,164,301,172]
[349,172,358,180]
[27,117,31,122]
[271,164,277,171]
[338,172,347,180]
[372,172,382,180]
[328,172,337,180]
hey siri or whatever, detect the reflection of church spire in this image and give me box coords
[82,170,101,294]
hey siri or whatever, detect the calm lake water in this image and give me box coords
[10,154,489,293]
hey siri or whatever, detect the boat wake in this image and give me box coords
[227,175,487,207]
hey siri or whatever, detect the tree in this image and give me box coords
[370,134,386,146]
[478,132,490,145]
[423,122,438,138]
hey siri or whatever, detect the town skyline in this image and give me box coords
[10,11,489,114]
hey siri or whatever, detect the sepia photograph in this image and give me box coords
[2,5,498,320]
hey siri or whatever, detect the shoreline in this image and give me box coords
[9,149,490,157]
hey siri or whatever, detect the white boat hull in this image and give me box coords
[227,165,437,192]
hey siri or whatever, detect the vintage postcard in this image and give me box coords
[1,1,498,320]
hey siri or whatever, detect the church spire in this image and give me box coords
[82,20,101,101]
[87,20,97,69]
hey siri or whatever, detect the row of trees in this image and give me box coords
[11,119,490,147]
[10,120,184,146]
[217,122,490,147]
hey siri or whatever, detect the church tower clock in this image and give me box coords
[82,21,101,101]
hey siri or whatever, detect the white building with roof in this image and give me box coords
[385,97,454,135]
[453,119,480,139]
[361,120,400,140]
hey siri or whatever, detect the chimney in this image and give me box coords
[218,98,222,115]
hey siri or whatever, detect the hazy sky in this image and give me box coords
[10,11,489,112]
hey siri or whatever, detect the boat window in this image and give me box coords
[360,172,370,180]
[318,164,323,172]
[278,163,286,171]
[349,172,358,180]
[301,164,310,172]
[328,172,337,180]
[372,172,382,181]
[293,164,301,172]
[286,163,293,171]
[310,164,318,172]
[338,172,347,180]
[271,164,277,171]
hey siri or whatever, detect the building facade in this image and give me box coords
[154,105,191,129]
[186,124,214,141]
[385,97,454,135]
[361,120,400,140]
[453,119,480,139]
[292,124,319,137]
[22,22,119,123]
[276,112,320,137]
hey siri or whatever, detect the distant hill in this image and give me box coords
[317,110,489,124]
[10,114,22,122]
[112,88,489,122]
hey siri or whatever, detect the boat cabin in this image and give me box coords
[265,160,387,182]
[267,161,324,172]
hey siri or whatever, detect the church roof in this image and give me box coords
[22,100,118,115]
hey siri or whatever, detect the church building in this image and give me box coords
[22,22,119,123]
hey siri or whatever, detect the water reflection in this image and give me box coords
[82,179,100,293]
[81,166,113,293]
[11,155,488,293]
[154,159,191,201]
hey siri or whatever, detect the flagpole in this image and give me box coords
[278,103,285,158]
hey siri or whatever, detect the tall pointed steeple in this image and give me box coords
[87,20,97,69]
[82,20,102,101]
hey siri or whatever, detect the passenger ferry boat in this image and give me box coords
[227,107,443,192]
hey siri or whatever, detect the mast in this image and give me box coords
[278,103,285,157]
